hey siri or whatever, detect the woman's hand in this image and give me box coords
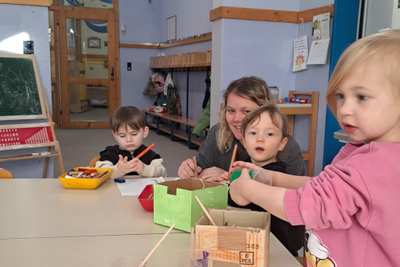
[178,158,202,179]
[198,167,225,181]
[229,168,252,206]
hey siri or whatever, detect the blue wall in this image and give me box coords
[323,0,360,166]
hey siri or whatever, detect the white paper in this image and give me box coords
[308,12,330,65]
[292,35,308,72]
[307,39,330,65]
[312,13,330,41]
[116,177,165,196]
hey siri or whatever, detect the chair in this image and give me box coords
[89,156,100,167]
[0,168,14,178]
[295,226,307,267]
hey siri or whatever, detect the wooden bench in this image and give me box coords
[142,110,209,149]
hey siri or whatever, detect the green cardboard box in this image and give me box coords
[153,178,228,232]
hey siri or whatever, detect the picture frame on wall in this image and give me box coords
[166,15,177,42]
[88,37,101,48]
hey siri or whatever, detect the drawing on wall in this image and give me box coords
[166,15,177,42]
[88,37,101,48]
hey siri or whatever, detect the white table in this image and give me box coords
[0,179,302,267]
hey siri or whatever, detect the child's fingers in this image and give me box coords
[238,168,252,180]
[233,161,262,170]
[118,155,124,163]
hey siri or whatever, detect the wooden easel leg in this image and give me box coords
[55,141,65,175]
[42,147,51,178]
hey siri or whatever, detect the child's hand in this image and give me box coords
[128,158,145,175]
[232,161,263,171]
[117,155,132,174]
[218,171,230,183]
[229,168,252,206]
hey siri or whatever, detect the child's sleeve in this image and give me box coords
[140,159,167,177]
[283,162,372,230]
[140,158,167,177]
[94,160,124,179]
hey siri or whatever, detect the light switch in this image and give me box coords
[127,62,132,71]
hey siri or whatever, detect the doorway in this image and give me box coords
[50,3,120,128]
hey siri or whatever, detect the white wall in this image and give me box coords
[0,4,53,178]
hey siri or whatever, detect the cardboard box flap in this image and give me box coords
[158,178,224,195]
[197,209,270,230]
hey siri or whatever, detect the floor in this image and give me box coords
[54,127,199,178]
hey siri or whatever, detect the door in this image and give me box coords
[58,8,118,128]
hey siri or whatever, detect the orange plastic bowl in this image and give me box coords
[138,184,154,212]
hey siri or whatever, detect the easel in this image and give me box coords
[0,54,65,178]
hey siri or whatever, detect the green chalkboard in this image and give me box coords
[0,54,46,120]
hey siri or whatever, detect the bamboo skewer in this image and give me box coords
[193,156,198,178]
[195,195,216,226]
[139,223,175,267]
[228,143,238,176]
[191,227,195,261]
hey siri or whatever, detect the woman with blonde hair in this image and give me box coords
[178,76,304,181]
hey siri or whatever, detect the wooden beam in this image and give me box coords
[160,35,212,48]
[0,0,50,6]
[210,6,298,23]
[210,5,334,23]
[50,5,109,20]
[119,35,212,49]
[119,43,160,49]
[298,5,334,22]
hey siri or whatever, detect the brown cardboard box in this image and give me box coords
[195,209,271,267]
[191,52,206,66]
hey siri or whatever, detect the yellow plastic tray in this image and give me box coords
[59,167,113,189]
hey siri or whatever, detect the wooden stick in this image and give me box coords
[195,195,216,226]
[193,156,198,178]
[139,223,175,267]
[191,227,195,261]
[228,143,238,176]
[136,143,155,160]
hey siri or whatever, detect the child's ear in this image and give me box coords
[111,130,118,140]
[278,137,288,151]
[242,135,247,149]
[143,126,149,138]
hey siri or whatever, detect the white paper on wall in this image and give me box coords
[292,35,308,72]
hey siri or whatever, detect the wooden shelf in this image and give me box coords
[151,62,211,70]
[143,110,209,148]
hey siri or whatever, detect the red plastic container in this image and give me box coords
[138,184,154,212]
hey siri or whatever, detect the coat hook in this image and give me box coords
[300,17,304,22]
